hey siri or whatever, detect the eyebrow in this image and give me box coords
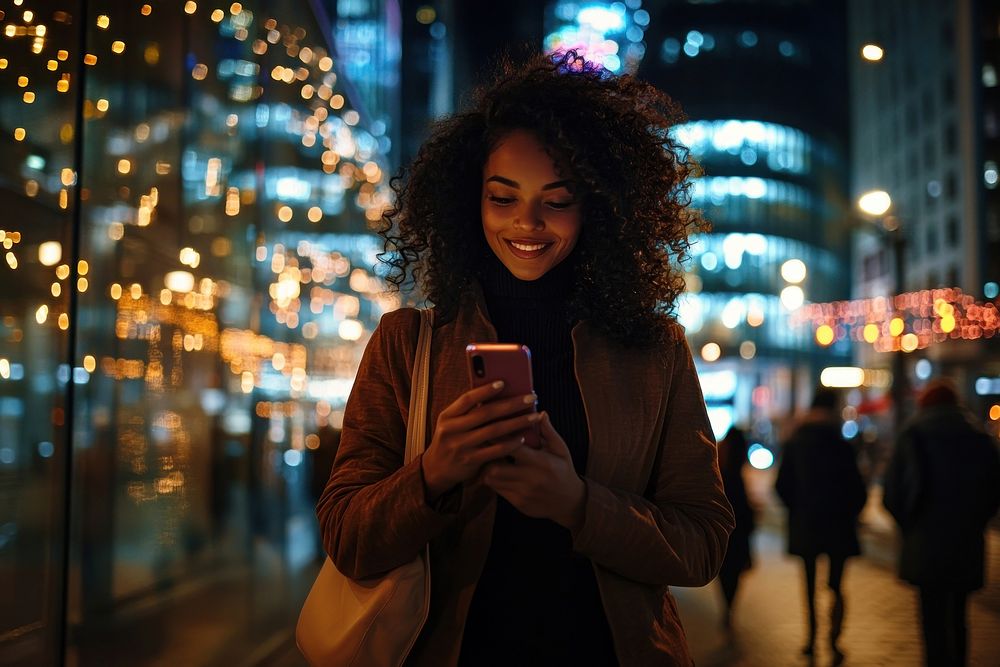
[485,175,573,191]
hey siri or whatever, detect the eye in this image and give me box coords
[547,201,576,210]
[487,195,515,206]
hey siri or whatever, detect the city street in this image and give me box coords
[674,474,1000,667]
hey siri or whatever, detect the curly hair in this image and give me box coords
[376,49,704,349]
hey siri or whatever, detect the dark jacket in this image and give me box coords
[882,405,1000,590]
[316,284,735,666]
[775,411,868,558]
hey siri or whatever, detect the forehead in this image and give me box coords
[483,130,564,181]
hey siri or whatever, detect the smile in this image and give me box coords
[505,239,554,259]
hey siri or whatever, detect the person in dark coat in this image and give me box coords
[717,426,755,628]
[882,378,1000,667]
[776,387,867,665]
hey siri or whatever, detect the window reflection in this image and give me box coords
[1,0,399,664]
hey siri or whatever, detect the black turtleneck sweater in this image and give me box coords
[457,250,617,666]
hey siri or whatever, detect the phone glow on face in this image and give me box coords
[481,129,582,281]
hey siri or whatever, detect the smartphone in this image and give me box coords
[465,343,540,448]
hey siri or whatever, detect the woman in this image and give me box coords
[775,387,867,666]
[717,426,755,629]
[317,50,735,666]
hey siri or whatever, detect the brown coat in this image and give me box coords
[317,284,735,666]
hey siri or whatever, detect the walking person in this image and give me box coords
[776,387,867,665]
[717,426,755,630]
[882,379,1000,667]
[314,50,735,666]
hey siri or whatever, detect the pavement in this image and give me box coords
[672,471,1000,667]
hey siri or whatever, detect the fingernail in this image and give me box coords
[523,394,536,404]
[528,413,542,422]
[492,380,504,389]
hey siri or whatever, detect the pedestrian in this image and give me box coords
[882,378,1000,667]
[717,426,755,629]
[315,49,735,666]
[775,387,867,665]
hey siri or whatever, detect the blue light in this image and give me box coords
[429,22,446,40]
[283,449,303,467]
[739,30,758,47]
[985,282,999,299]
[26,155,45,170]
[702,33,715,51]
[578,6,626,32]
[748,444,774,470]
[38,441,54,458]
[626,25,644,42]
[686,30,704,47]
[841,420,859,439]
[915,358,932,380]
[701,252,719,271]
[683,42,699,57]
[634,9,650,26]
[778,40,796,57]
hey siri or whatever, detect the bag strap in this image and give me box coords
[404,308,434,465]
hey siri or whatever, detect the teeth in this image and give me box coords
[510,242,547,251]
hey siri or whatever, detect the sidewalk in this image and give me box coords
[672,477,1000,666]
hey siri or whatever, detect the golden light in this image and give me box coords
[77,277,88,292]
[739,341,756,360]
[96,15,110,29]
[781,259,806,284]
[0,359,9,379]
[863,323,880,343]
[941,314,956,333]
[111,40,125,53]
[858,189,892,216]
[820,366,864,388]
[339,319,363,341]
[889,317,905,336]
[117,158,130,174]
[83,355,96,373]
[211,9,224,21]
[13,128,25,141]
[861,44,884,61]
[61,168,75,186]
[277,205,293,222]
[307,206,322,223]
[780,285,805,310]
[35,305,48,324]
[900,333,919,352]
[77,260,88,275]
[241,371,254,393]
[989,405,1000,421]
[58,314,69,330]
[815,324,835,346]
[165,270,195,293]
[141,4,152,15]
[700,342,721,362]
[56,264,70,280]
[51,282,61,297]
[110,283,122,299]
[130,283,142,299]
[38,241,62,266]
[184,2,197,14]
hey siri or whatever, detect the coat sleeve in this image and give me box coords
[569,337,735,587]
[316,309,455,580]
[774,438,796,510]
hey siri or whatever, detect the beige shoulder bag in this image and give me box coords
[296,308,434,666]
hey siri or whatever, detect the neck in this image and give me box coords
[477,247,578,300]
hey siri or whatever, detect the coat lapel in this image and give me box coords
[571,322,666,495]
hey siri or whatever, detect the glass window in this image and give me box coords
[0,1,399,664]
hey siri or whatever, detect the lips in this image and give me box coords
[504,238,554,259]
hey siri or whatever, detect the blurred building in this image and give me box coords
[849,0,1000,432]
[0,0,400,664]
[636,0,853,444]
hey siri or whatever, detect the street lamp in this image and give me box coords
[856,189,909,430]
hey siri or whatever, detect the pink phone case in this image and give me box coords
[465,343,540,448]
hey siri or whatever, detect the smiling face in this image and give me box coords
[481,129,582,281]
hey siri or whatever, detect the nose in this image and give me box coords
[513,205,545,231]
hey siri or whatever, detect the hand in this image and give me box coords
[421,381,542,501]
[480,411,586,532]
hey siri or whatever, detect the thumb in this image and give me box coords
[539,411,570,458]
